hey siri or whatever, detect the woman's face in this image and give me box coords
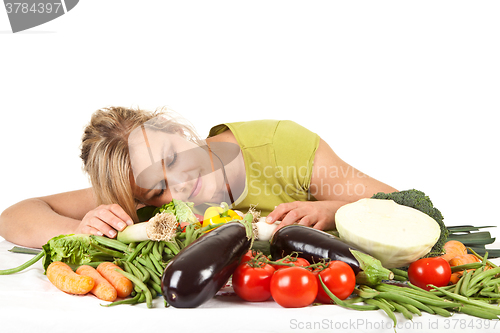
[128,128,219,207]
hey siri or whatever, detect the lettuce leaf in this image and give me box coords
[152,199,198,224]
[41,234,99,272]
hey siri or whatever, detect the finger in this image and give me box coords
[297,215,313,227]
[87,215,118,238]
[266,202,298,223]
[106,204,134,226]
[95,206,130,232]
[79,224,103,236]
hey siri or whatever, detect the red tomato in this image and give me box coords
[240,250,255,264]
[232,262,275,302]
[315,261,356,303]
[271,257,310,270]
[178,222,190,233]
[270,266,318,308]
[408,257,451,291]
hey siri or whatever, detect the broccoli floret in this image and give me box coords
[371,189,448,257]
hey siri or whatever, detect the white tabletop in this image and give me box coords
[1,238,499,333]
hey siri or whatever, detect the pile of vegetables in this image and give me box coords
[1,189,499,323]
[0,200,231,308]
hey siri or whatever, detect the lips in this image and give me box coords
[188,174,202,199]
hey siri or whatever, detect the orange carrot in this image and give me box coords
[46,261,94,295]
[449,254,481,267]
[440,240,468,263]
[76,265,118,302]
[96,262,133,298]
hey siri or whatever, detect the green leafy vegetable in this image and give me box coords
[152,199,198,224]
[41,234,108,272]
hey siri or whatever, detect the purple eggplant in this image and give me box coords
[269,225,393,285]
[161,217,252,308]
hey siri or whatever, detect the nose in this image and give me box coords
[165,170,190,195]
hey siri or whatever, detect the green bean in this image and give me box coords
[90,235,129,252]
[459,304,500,320]
[121,261,145,291]
[163,246,173,256]
[375,292,435,314]
[382,283,442,301]
[387,300,413,320]
[157,241,165,259]
[126,240,149,262]
[479,291,500,298]
[365,298,397,329]
[143,253,161,276]
[140,264,162,286]
[175,237,185,250]
[90,242,125,258]
[319,277,378,311]
[390,268,408,279]
[460,269,473,296]
[427,305,452,317]
[481,285,495,293]
[152,241,162,262]
[375,285,456,308]
[133,261,150,283]
[464,285,482,297]
[376,297,395,311]
[101,292,143,307]
[184,224,195,247]
[163,240,180,255]
[450,262,483,272]
[127,242,137,252]
[142,240,155,256]
[468,248,498,268]
[469,267,500,289]
[398,302,422,316]
[137,292,146,303]
[148,279,162,295]
[121,260,134,275]
[136,256,157,274]
[454,271,465,294]
[81,261,106,268]
[149,252,166,275]
[0,251,45,275]
[114,268,153,308]
[482,277,500,288]
[430,285,500,315]
[391,275,407,282]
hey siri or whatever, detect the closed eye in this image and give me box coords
[167,151,177,167]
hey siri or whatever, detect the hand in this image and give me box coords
[76,204,134,238]
[265,201,338,231]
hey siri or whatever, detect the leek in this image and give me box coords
[117,212,178,244]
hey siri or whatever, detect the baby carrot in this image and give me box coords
[46,261,94,295]
[97,262,133,298]
[440,240,467,263]
[449,254,480,267]
[76,265,117,302]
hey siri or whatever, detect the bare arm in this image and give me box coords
[0,188,133,248]
[267,138,397,230]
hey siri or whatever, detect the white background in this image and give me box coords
[0,1,499,241]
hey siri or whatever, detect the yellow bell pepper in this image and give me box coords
[202,202,242,229]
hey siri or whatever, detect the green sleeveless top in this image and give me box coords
[208,120,320,217]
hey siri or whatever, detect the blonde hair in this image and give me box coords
[80,106,201,222]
